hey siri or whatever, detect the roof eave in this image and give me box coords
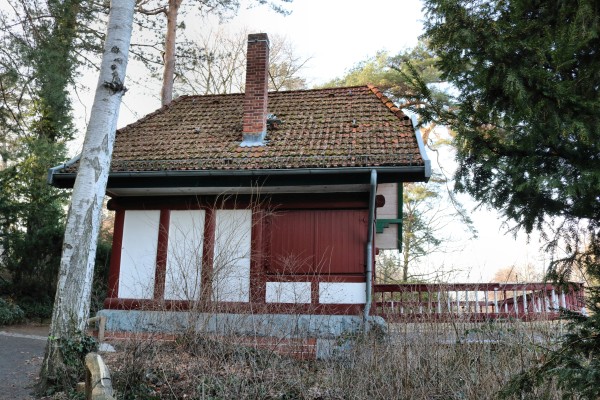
[47,154,81,186]
[49,165,428,192]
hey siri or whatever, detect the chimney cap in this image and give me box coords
[248,33,269,44]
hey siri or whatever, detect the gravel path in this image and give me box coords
[0,324,49,400]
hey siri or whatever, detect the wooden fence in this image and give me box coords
[374,282,586,322]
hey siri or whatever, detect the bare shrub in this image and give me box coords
[105,333,317,399]
[101,317,567,399]
[322,319,564,400]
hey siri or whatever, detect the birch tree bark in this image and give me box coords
[39,0,135,390]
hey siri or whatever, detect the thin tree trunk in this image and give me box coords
[402,243,410,282]
[161,0,182,105]
[402,211,413,282]
[39,0,135,390]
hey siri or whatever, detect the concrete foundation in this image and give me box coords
[97,309,387,359]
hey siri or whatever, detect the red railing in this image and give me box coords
[374,282,586,322]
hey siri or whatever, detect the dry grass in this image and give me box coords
[103,334,320,399]
[100,318,567,400]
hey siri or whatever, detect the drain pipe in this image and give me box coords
[363,169,377,322]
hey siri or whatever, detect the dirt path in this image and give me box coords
[0,324,49,400]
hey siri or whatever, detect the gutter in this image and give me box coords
[47,154,81,185]
[49,165,427,186]
[411,114,432,180]
[364,169,377,322]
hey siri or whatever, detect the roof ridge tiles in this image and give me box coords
[263,85,370,95]
[367,84,410,122]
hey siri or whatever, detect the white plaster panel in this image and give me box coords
[265,282,312,304]
[119,210,160,299]
[319,282,366,304]
[212,210,252,302]
[165,210,205,300]
[376,224,399,249]
[377,183,399,219]
[376,182,401,249]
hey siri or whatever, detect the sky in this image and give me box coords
[222,0,425,86]
[100,0,426,129]
[72,0,549,282]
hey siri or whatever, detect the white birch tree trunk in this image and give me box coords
[40,0,135,389]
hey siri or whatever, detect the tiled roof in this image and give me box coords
[83,85,424,173]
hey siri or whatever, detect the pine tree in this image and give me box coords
[0,0,98,309]
[420,1,600,396]
[420,0,599,234]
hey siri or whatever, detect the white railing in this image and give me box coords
[374,282,586,322]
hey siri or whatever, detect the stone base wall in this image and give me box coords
[96,309,386,359]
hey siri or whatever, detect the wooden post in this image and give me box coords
[85,353,115,400]
[456,290,460,314]
[493,288,499,314]
[484,290,489,315]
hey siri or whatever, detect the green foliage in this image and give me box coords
[419,0,600,235]
[322,39,449,109]
[16,295,54,321]
[59,330,98,369]
[44,330,98,393]
[420,0,600,397]
[90,222,112,315]
[418,0,600,277]
[0,297,25,325]
[27,0,80,142]
[500,237,600,399]
[0,137,68,301]
[0,0,99,314]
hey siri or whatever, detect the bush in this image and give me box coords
[17,295,53,321]
[103,320,568,399]
[0,297,25,325]
[44,330,99,395]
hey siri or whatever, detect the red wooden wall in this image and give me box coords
[267,210,367,275]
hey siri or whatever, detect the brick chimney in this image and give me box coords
[241,33,269,147]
